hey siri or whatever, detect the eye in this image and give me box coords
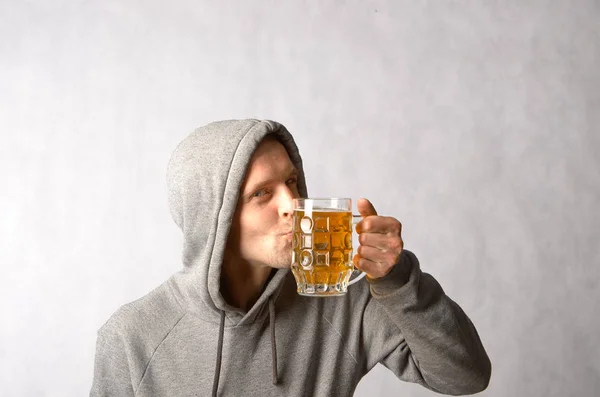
[251,188,269,198]
[286,178,298,186]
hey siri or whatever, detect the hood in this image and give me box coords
[166,119,308,325]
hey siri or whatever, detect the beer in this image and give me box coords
[291,209,355,296]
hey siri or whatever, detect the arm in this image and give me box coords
[354,198,490,394]
[364,249,491,395]
[90,325,136,397]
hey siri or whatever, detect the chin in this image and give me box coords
[268,257,292,269]
[249,254,291,269]
[263,245,292,268]
[269,254,293,269]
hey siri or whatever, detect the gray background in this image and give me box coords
[1,1,599,396]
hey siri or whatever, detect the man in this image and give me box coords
[90,119,491,396]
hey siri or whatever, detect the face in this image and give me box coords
[225,137,300,269]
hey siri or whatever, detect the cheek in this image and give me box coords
[238,209,274,239]
[239,200,286,236]
[237,219,257,242]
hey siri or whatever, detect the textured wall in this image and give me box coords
[1,1,598,396]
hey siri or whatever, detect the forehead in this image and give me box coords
[244,138,294,180]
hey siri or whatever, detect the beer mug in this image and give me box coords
[291,198,366,296]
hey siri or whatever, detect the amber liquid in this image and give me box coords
[291,209,354,295]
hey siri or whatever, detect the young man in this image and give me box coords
[90,119,491,396]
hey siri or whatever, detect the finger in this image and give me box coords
[357,198,378,217]
[358,232,404,252]
[352,253,377,272]
[357,244,383,259]
[357,244,399,264]
[353,255,391,279]
[357,216,402,234]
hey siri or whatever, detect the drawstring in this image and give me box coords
[212,311,226,397]
[269,298,279,385]
[211,301,278,396]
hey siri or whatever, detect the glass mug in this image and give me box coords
[290,198,366,296]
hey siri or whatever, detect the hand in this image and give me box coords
[353,198,404,280]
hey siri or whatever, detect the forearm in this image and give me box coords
[369,250,491,395]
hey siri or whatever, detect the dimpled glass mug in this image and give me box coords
[290,198,366,296]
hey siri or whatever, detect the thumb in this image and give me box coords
[357,198,378,217]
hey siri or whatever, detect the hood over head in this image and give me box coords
[166,119,307,325]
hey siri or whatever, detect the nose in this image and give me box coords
[277,187,295,219]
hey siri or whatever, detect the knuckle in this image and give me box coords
[358,258,370,272]
[358,233,366,245]
[361,219,371,231]
[358,245,368,257]
[391,237,402,250]
[355,221,363,233]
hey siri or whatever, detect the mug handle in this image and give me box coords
[347,215,367,286]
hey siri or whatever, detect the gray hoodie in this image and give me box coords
[90,119,491,397]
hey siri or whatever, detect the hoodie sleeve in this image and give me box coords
[90,324,136,397]
[362,249,491,395]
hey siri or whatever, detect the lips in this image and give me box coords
[280,231,293,239]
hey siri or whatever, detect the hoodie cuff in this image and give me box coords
[366,250,416,297]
